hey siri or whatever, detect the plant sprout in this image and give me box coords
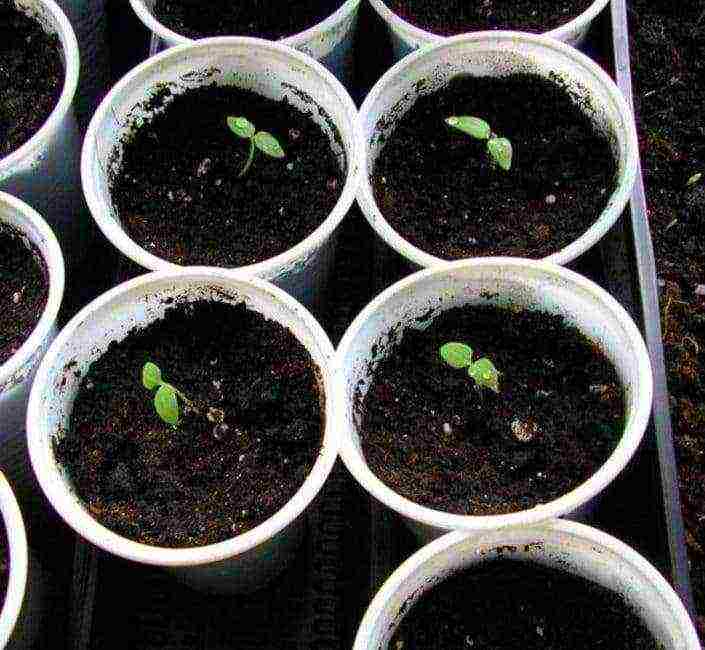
[142,361,193,426]
[445,116,513,171]
[687,172,702,187]
[439,342,501,393]
[227,116,285,177]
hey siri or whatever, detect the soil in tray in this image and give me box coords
[111,83,344,268]
[389,559,660,648]
[371,73,617,260]
[153,0,345,41]
[0,0,64,158]
[628,0,705,637]
[0,225,49,366]
[384,0,597,36]
[55,300,324,548]
[357,305,624,515]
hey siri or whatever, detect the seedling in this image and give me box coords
[142,361,193,426]
[439,342,501,393]
[227,116,285,177]
[445,116,513,171]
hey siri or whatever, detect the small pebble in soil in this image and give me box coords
[511,417,539,442]
[206,407,225,424]
[545,194,557,205]
[695,285,705,297]
[212,423,229,440]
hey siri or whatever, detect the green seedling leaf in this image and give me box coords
[446,116,491,140]
[227,116,255,139]
[254,131,285,159]
[487,137,513,171]
[439,342,474,369]
[142,362,162,391]
[468,357,501,393]
[687,172,702,187]
[154,384,180,426]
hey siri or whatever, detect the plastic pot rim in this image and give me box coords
[27,268,338,568]
[0,473,28,649]
[0,0,79,180]
[0,192,65,393]
[81,36,362,277]
[367,0,611,48]
[129,0,362,50]
[357,30,639,268]
[335,257,653,534]
[353,519,700,649]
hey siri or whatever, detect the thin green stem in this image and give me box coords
[239,139,256,177]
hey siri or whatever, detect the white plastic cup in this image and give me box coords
[353,520,700,649]
[0,0,83,266]
[129,0,361,85]
[369,0,611,61]
[335,258,653,543]
[358,32,639,270]
[0,473,27,649]
[27,269,338,594]
[0,193,65,505]
[82,37,362,310]
[56,0,109,125]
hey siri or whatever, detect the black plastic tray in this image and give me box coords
[41,3,693,648]
[608,0,694,614]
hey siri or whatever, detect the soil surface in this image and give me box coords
[371,74,617,260]
[628,0,705,639]
[357,305,624,515]
[385,0,598,36]
[0,0,64,157]
[153,0,345,40]
[0,225,49,365]
[390,559,660,648]
[56,300,324,548]
[111,84,344,267]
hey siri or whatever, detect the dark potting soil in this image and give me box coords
[0,0,64,158]
[627,0,705,638]
[111,84,344,268]
[0,225,49,366]
[389,560,660,649]
[358,305,624,515]
[153,0,345,41]
[371,74,617,260]
[55,300,324,548]
[384,0,597,36]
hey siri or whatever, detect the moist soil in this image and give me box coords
[0,0,64,158]
[0,225,49,366]
[153,0,345,40]
[55,300,324,548]
[111,84,344,267]
[384,0,598,36]
[628,0,705,639]
[371,74,617,260]
[357,305,624,515]
[389,559,660,648]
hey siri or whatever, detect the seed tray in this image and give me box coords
[21,3,693,647]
